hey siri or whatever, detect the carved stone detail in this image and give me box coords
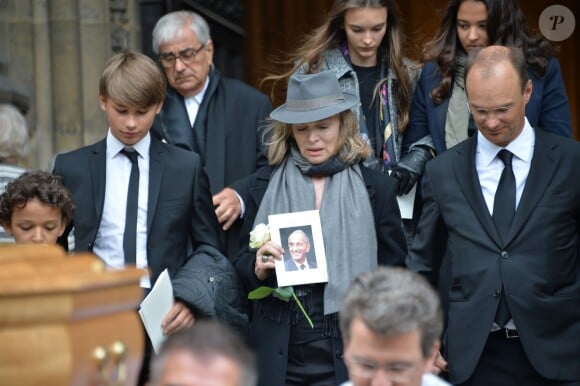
[110,0,129,52]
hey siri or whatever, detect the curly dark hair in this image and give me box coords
[0,171,74,226]
[424,0,554,104]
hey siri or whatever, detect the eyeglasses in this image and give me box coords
[467,99,520,121]
[159,44,206,68]
[346,356,419,382]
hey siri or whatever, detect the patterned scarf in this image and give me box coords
[445,52,470,149]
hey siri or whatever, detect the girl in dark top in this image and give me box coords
[401,0,572,161]
[266,0,422,171]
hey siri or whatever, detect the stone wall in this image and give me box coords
[0,0,141,169]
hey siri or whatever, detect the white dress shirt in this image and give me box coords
[475,117,535,330]
[93,131,151,287]
[184,76,209,127]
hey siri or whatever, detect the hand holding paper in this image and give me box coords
[138,269,174,353]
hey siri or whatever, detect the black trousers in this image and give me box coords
[136,329,152,386]
[285,337,339,386]
[137,288,152,386]
[457,330,580,386]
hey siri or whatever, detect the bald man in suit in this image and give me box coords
[408,46,580,386]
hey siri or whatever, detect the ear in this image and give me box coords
[2,221,14,236]
[523,80,532,105]
[155,102,163,115]
[342,334,351,356]
[423,341,441,373]
[57,220,67,238]
[205,40,214,64]
[98,95,107,112]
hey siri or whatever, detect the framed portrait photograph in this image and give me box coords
[268,210,328,287]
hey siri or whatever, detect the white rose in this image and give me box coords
[249,223,270,249]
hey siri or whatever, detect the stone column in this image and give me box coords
[1,0,145,168]
[33,0,55,169]
[78,0,110,145]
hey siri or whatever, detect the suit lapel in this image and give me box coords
[161,89,195,151]
[249,166,275,208]
[147,139,165,231]
[435,98,450,143]
[89,140,107,220]
[453,138,502,245]
[505,130,558,244]
[203,73,226,193]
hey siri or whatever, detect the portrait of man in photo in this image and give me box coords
[284,229,317,271]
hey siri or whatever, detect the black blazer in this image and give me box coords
[151,68,272,259]
[151,68,272,194]
[408,129,580,383]
[283,255,318,271]
[53,137,224,304]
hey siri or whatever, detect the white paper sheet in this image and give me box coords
[396,183,416,219]
[138,269,174,353]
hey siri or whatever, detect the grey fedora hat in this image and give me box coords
[270,70,359,124]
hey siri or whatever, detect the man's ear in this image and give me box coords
[342,334,351,358]
[523,80,532,105]
[423,341,441,373]
[205,40,214,64]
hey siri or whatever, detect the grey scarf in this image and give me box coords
[445,52,470,149]
[253,147,377,314]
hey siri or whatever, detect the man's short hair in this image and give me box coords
[150,320,257,386]
[465,45,529,93]
[288,229,310,245]
[340,267,443,357]
[99,51,166,108]
[152,10,211,54]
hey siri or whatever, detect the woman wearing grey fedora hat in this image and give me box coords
[234,70,407,386]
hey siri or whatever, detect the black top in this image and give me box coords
[352,63,382,157]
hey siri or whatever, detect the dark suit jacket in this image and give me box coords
[403,58,572,154]
[408,129,580,383]
[234,163,407,386]
[284,255,317,271]
[151,68,272,259]
[53,137,226,313]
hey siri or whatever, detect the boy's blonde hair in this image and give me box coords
[99,51,166,107]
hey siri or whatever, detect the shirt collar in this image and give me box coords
[476,117,535,166]
[106,130,151,159]
[184,74,210,107]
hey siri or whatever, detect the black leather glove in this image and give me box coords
[363,155,386,173]
[390,145,433,195]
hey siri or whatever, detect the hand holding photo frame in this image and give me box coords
[268,210,328,287]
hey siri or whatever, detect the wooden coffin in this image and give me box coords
[0,244,145,386]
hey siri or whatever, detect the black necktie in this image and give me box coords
[121,148,139,265]
[300,264,306,270]
[493,149,515,327]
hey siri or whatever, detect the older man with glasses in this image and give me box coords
[151,10,272,260]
